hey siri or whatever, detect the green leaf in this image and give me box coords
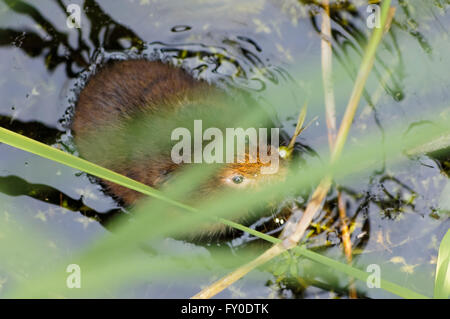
[434,230,450,299]
[289,261,298,278]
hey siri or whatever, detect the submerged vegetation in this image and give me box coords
[0,0,449,298]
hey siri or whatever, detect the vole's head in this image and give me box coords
[177,146,288,239]
[214,145,288,191]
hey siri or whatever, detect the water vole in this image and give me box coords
[71,59,286,234]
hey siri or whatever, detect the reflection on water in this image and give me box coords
[0,0,449,298]
[0,175,127,228]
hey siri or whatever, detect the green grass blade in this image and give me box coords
[434,230,450,299]
[296,247,429,299]
[0,126,197,213]
[0,126,289,237]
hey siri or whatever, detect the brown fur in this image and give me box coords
[71,60,285,235]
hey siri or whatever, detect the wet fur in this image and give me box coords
[72,59,285,237]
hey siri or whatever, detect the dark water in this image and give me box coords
[0,0,449,298]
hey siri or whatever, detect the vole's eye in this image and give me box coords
[232,175,244,184]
